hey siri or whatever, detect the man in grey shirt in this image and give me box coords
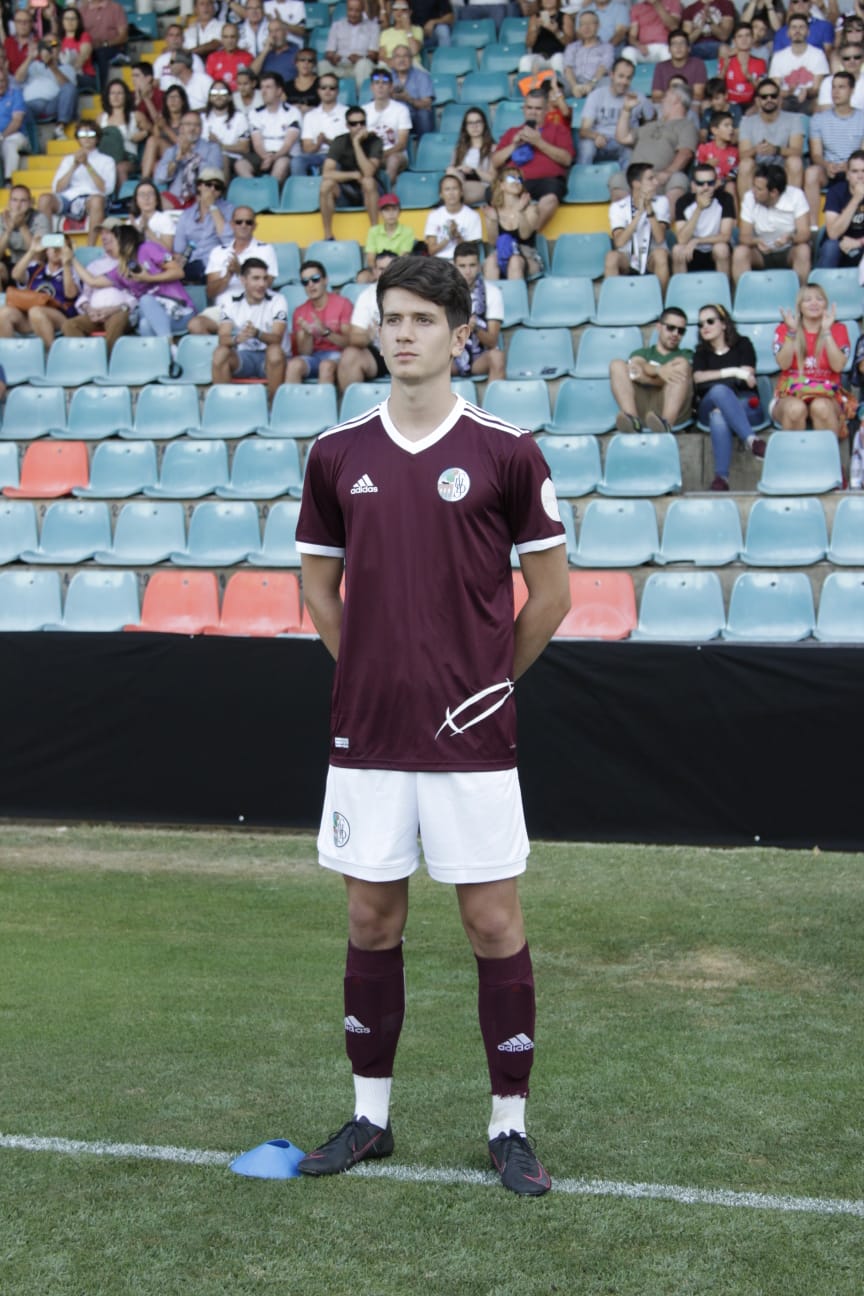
[578,56,654,165]
[737,77,804,198]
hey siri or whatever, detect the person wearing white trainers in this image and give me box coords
[693,302,766,491]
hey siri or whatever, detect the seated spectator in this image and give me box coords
[163,48,213,111]
[771,0,834,60]
[520,0,575,76]
[452,241,505,381]
[363,193,416,273]
[285,47,320,114]
[234,67,263,114]
[769,13,829,113]
[262,0,307,52]
[720,23,767,119]
[154,111,224,208]
[446,108,495,207]
[0,64,28,186]
[736,77,804,198]
[80,0,129,92]
[188,205,277,333]
[61,217,134,351]
[411,0,454,52]
[249,71,301,184]
[206,23,253,90]
[6,9,37,78]
[604,161,671,292]
[295,72,346,176]
[425,174,483,259]
[284,260,352,386]
[141,83,190,181]
[578,57,654,168]
[682,0,735,61]
[38,122,116,246]
[321,0,381,89]
[491,87,574,234]
[562,11,614,101]
[379,3,423,63]
[623,0,682,65]
[614,82,697,214]
[252,17,297,85]
[336,248,395,392]
[362,65,411,186]
[733,161,811,284]
[482,167,543,280]
[0,234,80,350]
[155,25,205,92]
[320,108,384,238]
[804,71,864,226]
[699,77,730,139]
[132,62,164,145]
[818,148,864,267]
[818,43,864,108]
[213,256,287,399]
[652,29,708,103]
[174,167,234,281]
[202,79,254,179]
[693,302,765,490]
[184,0,223,61]
[60,7,96,92]
[99,78,141,188]
[238,0,271,58]
[129,179,176,251]
[750,13,775,64]
[388,43,434,138]
[696,109,739,195]
[73,223,194,338]
[672,163,734,276]
[773,285,850,439]
[20,36,78,141]
[609,307,693,434]
[0,185,50,288]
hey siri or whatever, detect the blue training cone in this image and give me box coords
[230,1138,306,1180]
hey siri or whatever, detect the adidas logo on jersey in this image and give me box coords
[350,474,378,494]
[497,1033,534,1053]
[344,1015,371,1034]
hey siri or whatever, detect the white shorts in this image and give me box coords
[317,767,529,885]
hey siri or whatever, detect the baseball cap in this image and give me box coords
[98,216,126,230]
[198,166,226,184]
[170,49,193,66]
[378,193,400,208]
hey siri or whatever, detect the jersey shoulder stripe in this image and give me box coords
[461,401,526,439]
[317,403,383,441]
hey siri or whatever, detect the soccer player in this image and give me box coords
[295,256,570,1196]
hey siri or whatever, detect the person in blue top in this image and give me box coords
[771,0,834,56]
[0,64,27,186]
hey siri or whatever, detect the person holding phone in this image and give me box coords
[0,233,80,350]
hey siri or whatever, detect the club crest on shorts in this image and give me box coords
[332,812,350,848]
[437,467,470,503]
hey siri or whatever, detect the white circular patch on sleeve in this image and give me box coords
[541,477,561,522]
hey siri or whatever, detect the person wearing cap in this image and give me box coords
[388,43,434,138]
[155,25,206,92]
[187,205,278,334]
[362,65,410,185]
[79,0,129,92]
[164,48,214,111]
[155,111,224,206]
[213,256,287,400]
[19,34,79,139]
[320,0,380,90]
[173,164,235,280]
[250,71,302,184]
[38,121,116,246]
[184,0,224,61]
[363,193,416,275]
[295,72,347,176]
[320,108,385,238]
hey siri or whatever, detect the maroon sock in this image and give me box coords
[476,943,535,1097]
[343,941,405,1078]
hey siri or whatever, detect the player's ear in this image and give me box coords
[451,322,471,357]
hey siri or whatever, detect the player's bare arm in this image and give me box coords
[513,544,571,679]
[301,553,344,660]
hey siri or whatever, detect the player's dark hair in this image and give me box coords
[241,257,269,274]
[376,256,472,330]
[299,259,327,278]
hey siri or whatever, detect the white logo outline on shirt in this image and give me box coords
[435,679,514,740]
[350,474,378,494]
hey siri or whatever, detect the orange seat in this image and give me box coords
[126,571,220,634]
[203,571,302,637]
[3,442,89,499]
[554,571,636,640]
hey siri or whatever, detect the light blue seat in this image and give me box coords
[340,381,391,422]
[534,434,601,496]
[664,272,732,323]
[483,380,551,431]
[430,47,475,76]
[499,16,528,43]
[841,318,860,371]
[596,432,682,497]
[452,17,496,47]
[496,279,529,327]
[543,378,617,436]
[0,570,62,629]
[304,2,330,27]
[267,383,338,438]
[505,327,573,379]
[491,100,524,133]
[395,170,444,209]
[814,572,864,642]
[451,378,477,403]
[93,336,171,386]
[572,498,659,567]
[439,101,470,134]
[277,176,321,213]
[157,334,217,385]
[123,383,201,439]
[227,174,280,212]
[527,276,594,328]
[93,500,187,565]
[459,71,511,103]
[0,337,45,385]
[733,270,799,323]
[194,383,269,440]
[550,232,609,279]
[827,496,864,564]
[572,325,642,378]
[0,443,17,490]
[304,239,362,286]
[808,268,861,321]
[740,496,828,566]
[414,131,458,172]
[72,440,158,498]
[54,384,133,440]
[272,242,302,287]
[216,438,304,499]
[143,439,230,498]
[246,499,302,567]
[0,500,37,562]
[30,337,108,387]
[631,571,726,642]
[629,63,654,94]
[565,163,618,204]
[338,281,366,307]
[655,497,743,565]
[480,43,521,73]
[743,322,781,374]
[19,499,112,563]
[0,384,67,440]
[44,570,140,632]
[722,571,815,642]
[430,73,458,105]
[758,429,842,494]
[170,500,261,566]
[593,274,664,326]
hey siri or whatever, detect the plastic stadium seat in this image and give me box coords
[194,383,269,440]
[439,102,470,134]
[840,319,860,371]
[216,438,304,499]
[742,323,781,375]
[123,384,201,440]
[338,281,366,307]
[459,71,511,103]
[0,500,37,562]
[758,430,842,494]
[483,380,551,431]
[480,43,521,73]
[20,499,111,563]
[72,440,157,499]
[827,496,864,564]
[430,73,458,105]
[127,571,220,634]
[272,241,302,287]
[490,100,524,133]
[395,170,444,209]
[740,496,828,566]
[572,326,642,378]
[499,15,528,43]
[543,378,617,436]
[493,279,529,328]
[143,439,229,498]
[0,337,45,385]
[93,336,171,386]
[631,571,726,642]
[202,570,303,636]
[30,337,108,387]
[554,571,636,640]
[814,572,864,642]
[722,571,815,642]
[227,175,280,212]
[246,500,302,567]
[157,334,217,385]
[564,163,618,204]
[277,176,321,213]
[733,270,799,323]
[267,383,338,440]
[414,132,458,172]
[807,268,861,321]
[0,443,18,491]
[44,570,141,632]
[54,384,133,440]
[572,498,659,567]
[430,47,475,75]
[452,18,496,47]
[452,379,478,404]
[550,232,609,279]
[654,497,743,565]
[0,570,62,629]
[556,497,577,559]
[596,432,682,497]
[0,384,67,441]
[534,434,601,495]
[339,381,391,422]
[593,274,664,326]
[305,239,362,286]
[663,272,733,323]
[527,277,595,328]
[3,441,89,498]
[93,500,186,565]
[170,500,261,566]
[505,327,574,379]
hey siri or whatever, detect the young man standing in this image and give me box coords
[295,256,570,1196]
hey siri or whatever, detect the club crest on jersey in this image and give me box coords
[332,812,350,848]
[435,679,514,739]
[437,467,471,503]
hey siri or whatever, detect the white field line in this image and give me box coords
[2,1132,863,1218]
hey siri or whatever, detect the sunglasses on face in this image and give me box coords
[320,82,339,90]
[302,273,323,284]
[199,179,224,189]
[348,118,365,126]
[693,178,715,186]
[842,54,863,60]
[758,93,779,100]
[77,130,97,139]
[662,322,686,335]
[699,317,718,327]
[233,217,255,225]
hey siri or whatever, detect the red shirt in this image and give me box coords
[696,140,738,180]
[774,321,850,389]
[723,52,767,105]
[292,293,353,354]
[205,49,253,91]
[497,119,574,181]
[5,37,30,75]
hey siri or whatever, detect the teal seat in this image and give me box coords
[0,443,17,490]
[44,570,140,632]
[496,279,529,327]
[0,570,62,629]
[305,239,362,286]
[0,500,37,562]
[459,71,511,103]
[123,383,201,439]
[30,337,108,387]
[480,42,521,73]
[483,380,552,431]
[430,73,458,105]
[452,18,496,47]
[414,131,458,172]
[550,232,609,279]
[745,322,781,374]
[814,572,864,643]
[340,381,391,422]
[54,384,133,440]
[72,440,157,498]
[216,438,304,500]
[740,496,828,566]
[505,327,573,379]
[0,337,46,385]
[827,496,864,564]
[593,274,664,326]
[194,383,269,440]
[499,16,528,43]
[277,176,322,213]
[227,175,280,212]
[596,432,682,497]
[0,384,66,440]
[439,102,470,133]
[572,326,642,378]
[807,268,862,321]
[722,571,815,642]
[268,383,338,438]
[395,170,444,209]
[157,334,217,385]
[664,272,732,323]
[143,439,229,498]
[654,497,743,565]
[631,571,726,642]
[565,163,618,204]
[535,434,601,496]
[492,100,525,133]
[170,500,261,567]
[572,498,659,567]
[543,378,617,436]
[629,63,654,93]
[733,270,798,323]
[304,2,330,27]
[93,500,187,565]
[430,48,475,75]
[246,499,302,567]
[272,242,302,286]
[527,277,595,327]
[451,378,477,403]
[93,336,171,386]
[758,430,842,494]
[19,499,112,563]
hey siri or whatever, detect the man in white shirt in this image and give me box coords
[166,49,213,110]
[362,66,411,186]
[672,162,735,275]
[250,71,301,182]
[183,0,223,59]
[238,0,270,57]
[732,161,812,283]
[452,241,505,381]
[321,0,380,89]
[336,248,395,392]
[264,0,307,50]
[155,25,206,90]
[212,257,287,399]
[604,161,671,292]
[294,72,347,176]
[188,205,278,333]
[769,14,829,113]
[38,122,116,245]
[817,45,864,109]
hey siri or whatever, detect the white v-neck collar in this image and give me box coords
[380,395,466,455]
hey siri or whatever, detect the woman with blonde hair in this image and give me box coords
[773,283,851,438]
[483,167,542,280]
[446,108,495,207]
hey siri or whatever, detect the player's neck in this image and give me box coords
[388,376,458,441]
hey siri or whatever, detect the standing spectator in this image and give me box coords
[772,284,849,437]
[520,0,575,76]
[693,302,765,490]
[818,148,864,267]
[672,162,734,276]
[285,48,320,113]
[321,0,381,90]
[140,83,189,181]
[447,108,495,206]
[379,2,423,63]
[482,167,543,280]
[20,36,79,140]
[652,29,708,102]
[562,11,614,101]
[173,167,234,281]
[154,111,224,206]
[736,77,805,197]
[252,18,298,85]
[452,240,505,381]
[363,194,416,272]
[238,0,271,59]
[804,71,864,225]
[285,260,352,386]
[624,0,683,64]
[0,185,50,288]
[769,14,829,112]
[614,83,697,213]
[0,234,79,350]
[320,108,384,237]
[682,0,735,60]
[184,0,223,60]
[163,49,213,111]
[609,306,693,433]
[411,0,454,52]
[212,257,287,399]
[733,161,811,284]
[80,0,129,92]
[60,7,96,91]
[38,121,115,245]
[206,24,253,90]
[0,63,27,184]
[578,57,654,167]
[336,249,395,393]
[295,72,347,175]
[604,161,671,289]
[188,205,278,333]
[425,174,483,259]
[720,23,767,117]
[362,66,411,188]
[202,80,254,179]
[491,88,574,233]
[388,44,434,139]
[155,25,205,92]
[250,71,301,184]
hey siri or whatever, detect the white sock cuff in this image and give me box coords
[488,1093,526,1141]
[353,1074,392,1130]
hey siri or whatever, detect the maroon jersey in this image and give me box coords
[297,396,566,772]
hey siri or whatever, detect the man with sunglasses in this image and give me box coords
[173,166,234,281]
[295,73,347,176]
[285,259,352,386]
[250,70,301,183]
[361,66,410,186]
[187,205,278,334]
[38,121,115,246]
[817,43,864,110]
[609,306,693,435]
[155,111,224,205]
[805,70,864,225]
[320,108,384,237]
[672,162,734,276]
[737,76,804,198]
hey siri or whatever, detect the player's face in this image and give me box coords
[379,287,469,384]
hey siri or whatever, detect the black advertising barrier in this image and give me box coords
[0,632,861,850]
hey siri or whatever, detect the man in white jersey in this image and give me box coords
[212,257,286,398]
[295,255,570,1196]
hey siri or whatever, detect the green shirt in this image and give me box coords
[631,344,693,365]
[365,222,416,256]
